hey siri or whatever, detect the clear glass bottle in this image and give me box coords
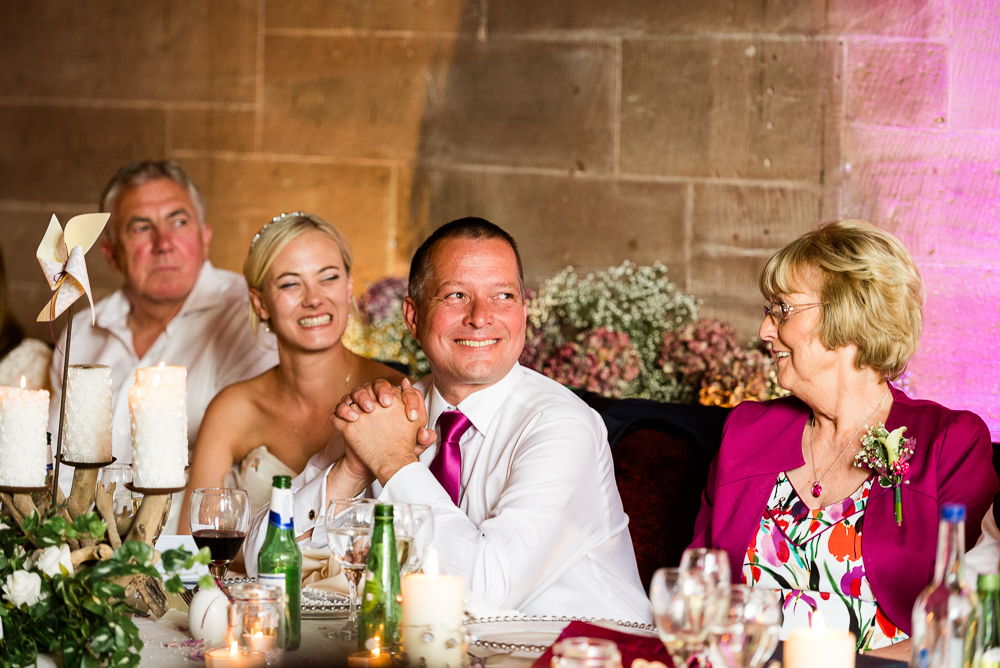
[359,503,403,652]
[256,475,302,650]
[911,503,983,668]
[979,573,1000,668]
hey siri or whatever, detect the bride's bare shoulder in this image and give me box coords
[354,355,408,387]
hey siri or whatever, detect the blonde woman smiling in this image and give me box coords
[180,213,405,530]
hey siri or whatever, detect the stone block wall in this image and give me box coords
[1,0,997,435]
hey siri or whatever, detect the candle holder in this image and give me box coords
[59,456,116,469]
[0,485,49,494]
[204,644,266,668]
[401,622,468,668]
[229,583,286,661]
[58,458,117,519]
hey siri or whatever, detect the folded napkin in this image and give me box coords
[463,590,521,620]
[301,547,349,594]
[530,621,673,668]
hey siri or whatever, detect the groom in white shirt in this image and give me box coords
[243,217,650,622]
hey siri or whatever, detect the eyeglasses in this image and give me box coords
[763,301,827,325]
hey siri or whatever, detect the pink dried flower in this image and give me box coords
[358,277,409,323]
[541,327,641,398]
[659,319,784,407]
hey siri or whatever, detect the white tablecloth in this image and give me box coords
[136,609,358,666]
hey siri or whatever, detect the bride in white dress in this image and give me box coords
[179,213,406,530]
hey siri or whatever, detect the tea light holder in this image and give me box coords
[349,638,392,668]
[204,642,266,668]
[229,583,285,661]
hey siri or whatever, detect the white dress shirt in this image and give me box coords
[48,261,278,530]
[967,502,1000,576]
[244,363,652,623]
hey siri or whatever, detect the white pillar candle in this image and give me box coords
[62,364,113,463]
[135,363,189,468]
[0,377,50,487]
[129,374,187,489]
[135,363,187,388]
[784,612,855,668]
[401,549,465,668]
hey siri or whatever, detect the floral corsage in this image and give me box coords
[854,423,915,526]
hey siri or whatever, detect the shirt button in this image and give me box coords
[308,510,316,521]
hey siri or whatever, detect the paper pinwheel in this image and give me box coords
[35,213,110,325]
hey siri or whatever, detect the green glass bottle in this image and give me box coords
[257,475,302,650]
[980,573,1000,668]
[358,503,403,653]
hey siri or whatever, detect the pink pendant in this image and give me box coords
[811,482,822,498]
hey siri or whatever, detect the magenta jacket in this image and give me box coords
[689,385,998,636]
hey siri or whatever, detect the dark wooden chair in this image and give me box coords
[574,392,730,590]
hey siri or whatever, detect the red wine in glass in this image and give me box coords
[188,487,251,580]
[192,529,247,567]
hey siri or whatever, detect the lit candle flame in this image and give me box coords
[229,641,239,656]
[425,547,439,577]
[372,636,381,659]
[153,374,160,387]
[158,361,166,372]
[810,610,827,633]
[253,631,263,640]
[19,375,26,390]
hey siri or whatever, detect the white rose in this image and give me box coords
[0,521,9,530]
[3,570,43,607]
[33,544,74,578]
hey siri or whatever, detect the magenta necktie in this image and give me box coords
[429,410,472,505]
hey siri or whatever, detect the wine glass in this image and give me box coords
[325,498,377,641]
[680,547,732,591]
[679,548,733,664]
[99,464,136,523]
[707,585,782,668]
[394,503,434,576]
[650,567,727,667]
[188,487,251,580]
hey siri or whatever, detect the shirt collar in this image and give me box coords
[426,363,526,435]
[95,260,225,330]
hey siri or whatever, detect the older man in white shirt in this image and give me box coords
[244,218,650,622]
[49,161,277,529]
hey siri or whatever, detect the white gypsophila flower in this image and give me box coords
[3,570,43,607]
[33,544,74,578]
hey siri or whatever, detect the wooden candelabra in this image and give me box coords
[0,463,177,619]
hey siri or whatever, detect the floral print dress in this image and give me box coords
[742,473,908,653]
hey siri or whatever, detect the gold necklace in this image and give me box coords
[808,387,891,498]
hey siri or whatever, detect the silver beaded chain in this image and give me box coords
[468,615,657,653]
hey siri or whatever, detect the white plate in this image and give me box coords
[465,617,657,659]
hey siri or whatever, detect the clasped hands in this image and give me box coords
[327,378,437,496]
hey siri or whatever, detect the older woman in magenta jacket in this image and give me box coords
[689,220,997,662]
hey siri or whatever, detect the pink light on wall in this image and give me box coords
[842,0,1000,439]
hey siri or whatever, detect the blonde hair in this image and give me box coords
[243,212,353,338]
[759,219,924,380]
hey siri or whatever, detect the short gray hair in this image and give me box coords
[100,161,206,242]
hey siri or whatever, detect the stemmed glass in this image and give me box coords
[707,585,782,668]
[394,503,434,576]
[650,567,725,667]
[680,547,732,592]
[188,487,251,580]
[98,464,136,525]
[325,498,377,641]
